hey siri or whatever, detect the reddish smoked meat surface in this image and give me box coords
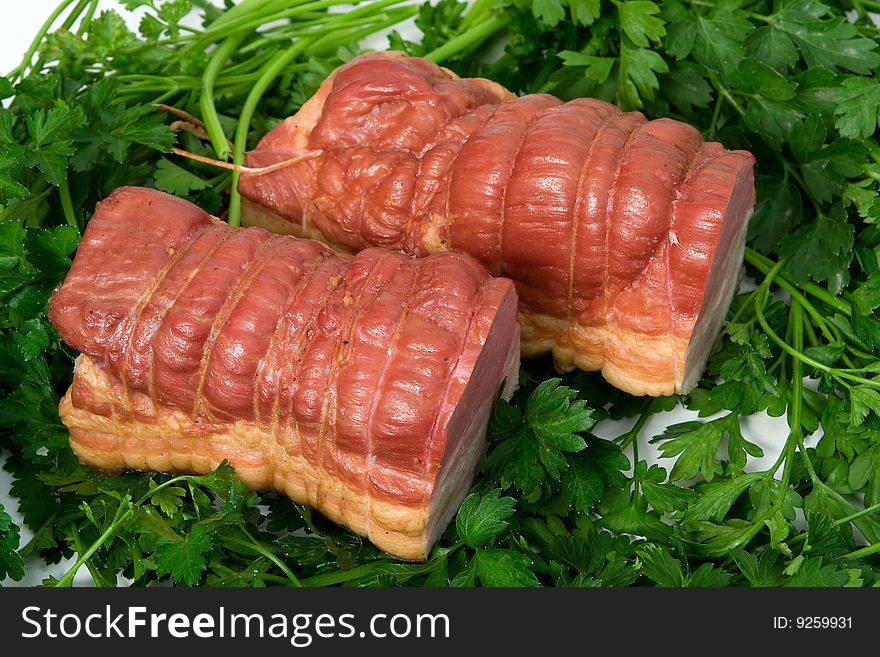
[239,51,756,396]
[48,187,520,560]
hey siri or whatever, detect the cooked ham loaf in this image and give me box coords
[48,186,520,561]
[238,51,757,397]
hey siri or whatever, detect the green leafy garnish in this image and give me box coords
[2,0,880,588]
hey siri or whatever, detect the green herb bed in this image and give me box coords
[2,0,880,587]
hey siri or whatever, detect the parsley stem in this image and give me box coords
[865,140,880,164]
[777,155,824,217]
[795,417,880,548]
[708,431,797,558]
[228,37,313,226]
[815,478,880,546]
[54,473,218,587]
[459,0,497,31]
[745,248,850,317]
[227,6,415,225]
[764,420,794,479]
[423,15,511,64]
[789,438,820,526]
[844,540,880,561]
[705,90,724,140]
[789,301,804,441]
[238,10,416,54]
[200,33,247,160]
[203,0,288,32]
[834,500,880,528]
[849,0,869,20]
[297,562,393,586]
[615,410,651,448]
[75,0,100,37]
[758,432,799,533]
[754,265,880,389]
[58,173,78,229]
[725,286,759,326]
[211,563,293,586]
[55,497,132,587]
[226,531,301,586]
[630,423,641,495]
[801,310,818,349]
[750,265,837,346]
[60,0,91,31]
[221,49,276,74]
[69,522,112,587]
[706,71,746,119]
[297,560,439,587]
[195,0,371,47]
[853,0,880,13]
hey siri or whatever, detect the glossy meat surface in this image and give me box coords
[49,186,521,559]
[239,52,756,395]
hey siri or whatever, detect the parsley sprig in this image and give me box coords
[2,0,880,587]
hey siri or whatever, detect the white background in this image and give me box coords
[0,0,796,586]
[1,2,138,77]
